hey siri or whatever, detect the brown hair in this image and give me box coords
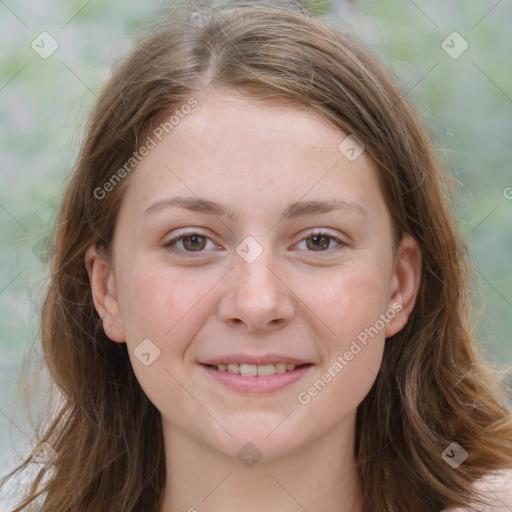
[2,1,512,510]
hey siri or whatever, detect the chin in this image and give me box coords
[206,415,309,461]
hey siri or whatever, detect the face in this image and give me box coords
[86,91,420,460]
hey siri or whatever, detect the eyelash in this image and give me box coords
[163,229,348,258]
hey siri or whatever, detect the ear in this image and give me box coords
[84,244,126,343]
[384,234,422,338]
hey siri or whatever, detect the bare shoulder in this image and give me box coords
[442,468,512,512]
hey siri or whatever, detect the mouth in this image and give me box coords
[199,362,314,394]
[202,362,312,376]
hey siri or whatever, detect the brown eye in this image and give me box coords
[182,234,207,251]
[305,234,332,251]
[296,231,346,253]
[163,231,216,257]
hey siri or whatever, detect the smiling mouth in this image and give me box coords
[201,362,312,376]
[199,362,315,394]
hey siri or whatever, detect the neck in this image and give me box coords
[159,412,362,512]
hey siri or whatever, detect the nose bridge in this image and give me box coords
[234,235,282,300]
[218,234,295,331]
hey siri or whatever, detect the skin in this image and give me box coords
[86,90,421,512]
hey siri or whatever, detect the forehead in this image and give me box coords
[120,92,383,220]
[165,92,346,156]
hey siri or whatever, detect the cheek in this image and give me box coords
[118,264,214,343]
[295,261,390,401]
[117,266,218,408]
[295,267,388,422]
[301,260,391,348]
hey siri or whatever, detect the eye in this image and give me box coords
[163,229,348,258]
[295,230,347,253]
[163,231,218,257]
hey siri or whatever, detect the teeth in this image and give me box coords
[227,363,238,374]
[213,362,301,375]
[240,364,258,377]
[275,363,287,374]
[257,364,275,376]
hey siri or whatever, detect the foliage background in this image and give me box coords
[0,0,511,504]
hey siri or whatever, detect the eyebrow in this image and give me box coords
[143,196,367,222]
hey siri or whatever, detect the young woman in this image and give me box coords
[2,1,512,511]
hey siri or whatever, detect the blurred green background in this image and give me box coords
[1,0,511,496]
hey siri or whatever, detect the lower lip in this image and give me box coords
[200,364,314,394]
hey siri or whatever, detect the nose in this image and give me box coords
[217,245,296,333]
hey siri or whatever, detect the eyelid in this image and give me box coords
[163,228,350,257]
[294,228,350,252]
[163,230,220,257]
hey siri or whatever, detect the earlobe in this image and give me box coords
[384,234,422,338]
[84,245,126,343]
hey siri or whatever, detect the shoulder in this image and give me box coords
[442,468,512,512]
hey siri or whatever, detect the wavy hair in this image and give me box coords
[2,1,512,510]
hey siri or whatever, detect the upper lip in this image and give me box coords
[199,355,313,366]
